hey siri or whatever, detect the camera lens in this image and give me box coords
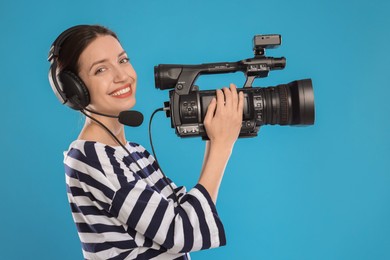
[261,79,315,125]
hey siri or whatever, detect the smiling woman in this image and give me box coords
[47,24,244,259]
[77,35,137,127]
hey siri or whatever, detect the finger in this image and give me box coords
[230,83,238,107]
[204,97,217,123]
[223,87,232,108]
[215,89,225,112]
[238,91,244,115]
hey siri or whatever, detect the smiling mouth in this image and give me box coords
[110,86,131,97]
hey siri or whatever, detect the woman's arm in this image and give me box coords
[198,84,244,203]
[65,142,227,254]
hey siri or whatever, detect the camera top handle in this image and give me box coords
[154,34,286,94]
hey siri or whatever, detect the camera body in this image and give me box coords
[154,34,315,139]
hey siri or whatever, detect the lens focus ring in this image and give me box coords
[278,85,289,125]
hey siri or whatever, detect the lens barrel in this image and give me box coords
[260,79,315,125]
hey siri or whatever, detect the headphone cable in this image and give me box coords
[79,109,140,166]
[79,107,180,204]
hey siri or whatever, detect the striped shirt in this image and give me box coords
[64,140,226,259]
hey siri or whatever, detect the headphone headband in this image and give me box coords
[48,25,89,62]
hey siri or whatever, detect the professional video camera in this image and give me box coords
[154,34,315,139]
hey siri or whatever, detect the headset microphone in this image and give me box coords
[83,107,144,127]
[118,111,144,127]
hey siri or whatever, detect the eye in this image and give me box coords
[119,57,130,64]
[95,67,107,75]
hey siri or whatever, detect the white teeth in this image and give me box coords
[111,87,130,96]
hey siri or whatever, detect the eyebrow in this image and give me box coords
[89,50,127,72]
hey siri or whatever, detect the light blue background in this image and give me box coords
[1,0,389,259]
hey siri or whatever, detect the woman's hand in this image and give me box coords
[199,83,244,203]
[203,83,244,149]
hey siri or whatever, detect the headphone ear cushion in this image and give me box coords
[59,70,90,110]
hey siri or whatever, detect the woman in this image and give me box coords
[49,25,244,259]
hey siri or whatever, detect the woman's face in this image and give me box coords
[78,35,137,114]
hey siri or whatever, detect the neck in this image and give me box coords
[78,113,126,146]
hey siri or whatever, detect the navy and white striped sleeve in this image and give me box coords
[65,142,226,254]
[109,181,226,254]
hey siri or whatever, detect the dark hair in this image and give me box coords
[57,25,118,73]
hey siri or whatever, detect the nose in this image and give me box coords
[112,65,129,82]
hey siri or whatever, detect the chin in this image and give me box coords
[122,98,136,111]
[100,96,136,114]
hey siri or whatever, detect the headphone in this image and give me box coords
[48,25,90,110]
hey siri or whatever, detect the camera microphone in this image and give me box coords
[83,107,144,127]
